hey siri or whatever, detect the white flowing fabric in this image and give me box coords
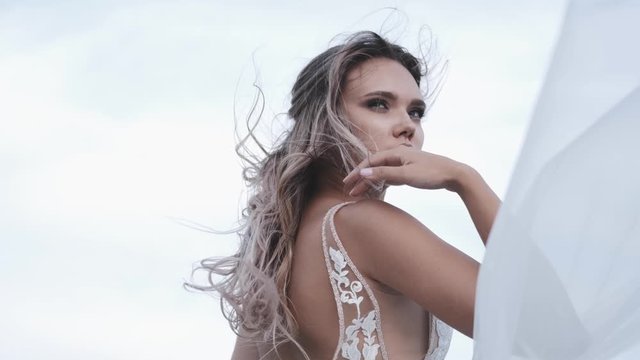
[473,0,640,359]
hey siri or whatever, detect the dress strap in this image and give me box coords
[321,201,389,360]
[425,313,453,359]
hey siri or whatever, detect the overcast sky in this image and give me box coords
[0,1,565,359]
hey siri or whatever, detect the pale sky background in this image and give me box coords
[0,1,566,359]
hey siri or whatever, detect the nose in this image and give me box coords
[392,113,416,141]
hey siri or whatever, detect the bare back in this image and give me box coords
[263,198,452,359]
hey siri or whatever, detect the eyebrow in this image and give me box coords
[363,91,426,108]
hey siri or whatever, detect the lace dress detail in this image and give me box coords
[321,202,453,360]
[426,313,453,360]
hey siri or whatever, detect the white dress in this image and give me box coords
[321,202,452,360]
[473,0,640,359]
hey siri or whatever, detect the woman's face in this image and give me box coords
[342,57,425,153]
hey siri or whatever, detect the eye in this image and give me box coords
[408,107,425,121]
[367,98,389,112]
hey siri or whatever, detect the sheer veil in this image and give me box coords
[473,0,640,359]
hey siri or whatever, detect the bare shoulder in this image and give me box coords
[335,198,423,232]
[333,199,479,338]
[333,198,442,260]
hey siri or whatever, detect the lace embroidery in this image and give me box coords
[426,314,453,360]
[321,202,453,360]
[322,202,388,360]
[329,246,381,360]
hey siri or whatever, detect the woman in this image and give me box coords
[189,31,501,359]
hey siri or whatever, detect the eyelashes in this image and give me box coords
[365,98,425,120]
[367,99,389,112]
[408,108,425,120]
[367,98,388,111]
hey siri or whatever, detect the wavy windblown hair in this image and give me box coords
[187,31,430,356]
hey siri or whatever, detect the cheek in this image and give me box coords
[347,109,380,140]
[356,123,389,148]
[414,127,425,148]
[350,124,386,152]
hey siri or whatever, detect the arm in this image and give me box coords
[451,164,502,246]
[343,147,502,246]
[335,200,480,338]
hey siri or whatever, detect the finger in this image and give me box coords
[342,164,377,188]
[342,166,361,185]
[361,149,404,169]
[343,163,370,187]
[343,172,364,195]
[342,148,404,184]
[348,166,407,196]
[348,179,370,197]
[359,166,405,186]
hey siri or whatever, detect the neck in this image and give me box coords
[311,162,386,204]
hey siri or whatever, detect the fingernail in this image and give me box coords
[360,168,373,177]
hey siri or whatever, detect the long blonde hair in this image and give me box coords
[187,30,429,356]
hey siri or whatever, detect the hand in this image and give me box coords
[342,147,467,197]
